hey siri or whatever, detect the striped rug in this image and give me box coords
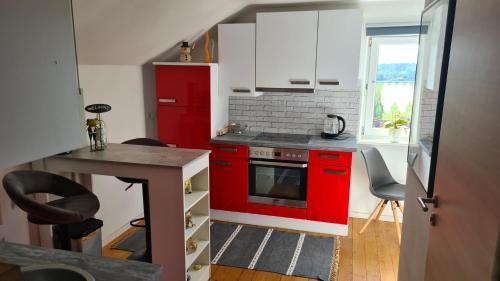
[210,222,340,281]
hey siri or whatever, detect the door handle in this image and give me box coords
[159,98,176,103]
[417,196,438,212]
[289,79,310,85]
[318,80,340,86]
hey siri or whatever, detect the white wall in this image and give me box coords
[350,143,408,221]
[78,65,147,244]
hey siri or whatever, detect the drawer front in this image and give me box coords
[210,143,248,159]
[247,203,307,219]
[309,150,352,166]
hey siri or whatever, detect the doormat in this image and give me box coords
[210,222,340,281]
[111,228,146,253]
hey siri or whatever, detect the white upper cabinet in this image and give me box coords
[316,10,363,91]
[218,23,261,97]
[256,11,318,92]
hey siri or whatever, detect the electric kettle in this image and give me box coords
[321,114,346,139]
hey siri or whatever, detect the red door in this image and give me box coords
[155,65,210,108]
[307,164,351,224]
[157,106,210,149]
[210,157,248,212]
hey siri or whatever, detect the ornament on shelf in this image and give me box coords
[186,238,198,254]
[191,264,203,271]
[184,178,193,194]
[179,41,192,63]
[185,210,195,229]
[85,104,111,151]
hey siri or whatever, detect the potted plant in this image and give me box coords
[383,113,409,143]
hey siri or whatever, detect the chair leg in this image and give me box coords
[391,201,401,243]
[359,200,386,234]
[375,200,389,221]
[396,201,404,214]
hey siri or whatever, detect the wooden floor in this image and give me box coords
[103,218,401,281]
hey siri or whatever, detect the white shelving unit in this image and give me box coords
[184,167,211,281]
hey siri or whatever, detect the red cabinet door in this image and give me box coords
[307,164,351,224]
[157,106,210,149]
[210,157,248,212]
[155,65,210,108]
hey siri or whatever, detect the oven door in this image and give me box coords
[248,159,308,208]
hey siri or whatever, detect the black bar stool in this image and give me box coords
[117,138,169,262]
[2,170,100,250]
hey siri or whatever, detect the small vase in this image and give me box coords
[388,128,402,143]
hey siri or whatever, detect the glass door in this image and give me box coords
[248,160,308,208]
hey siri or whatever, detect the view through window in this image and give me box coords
[363,36,419,139]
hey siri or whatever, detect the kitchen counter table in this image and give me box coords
[0,242,162,281]
[36,143,211,281]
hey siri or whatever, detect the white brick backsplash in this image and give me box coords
[229,90,361,135]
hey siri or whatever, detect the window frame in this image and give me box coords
[361,35,420,141]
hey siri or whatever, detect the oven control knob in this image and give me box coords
[298,154,302,158]
[286,153,290,157]
[292,154,296,157]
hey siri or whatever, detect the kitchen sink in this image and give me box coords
[20,264,95,281]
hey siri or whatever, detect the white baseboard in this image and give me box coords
[102,213,144,246]
[349,210,404,223]
[211,209,348,236]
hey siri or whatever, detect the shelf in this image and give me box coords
[185,215,209,240]
[185,191,208,212]
[186,240,210,270]
[187,264,210,281]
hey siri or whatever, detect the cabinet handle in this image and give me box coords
[289,79,310,85]
[218,147,237,153]
[159,98,176,103]
[214,160,232,166]
[232,88,251,93]
[318,80,340,86]
[324,169,346,175]
[319,153,340,159]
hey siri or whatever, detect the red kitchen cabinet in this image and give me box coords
[210,157,248,212]
[155,65,210,108]
[155,63,227,150]
[307,163,351,224]
[157,106,210,149]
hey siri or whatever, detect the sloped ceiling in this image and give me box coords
[73,0,424,65]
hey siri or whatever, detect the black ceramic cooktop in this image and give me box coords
[253,133,311,144]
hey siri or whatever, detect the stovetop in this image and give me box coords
[252,133,312,145]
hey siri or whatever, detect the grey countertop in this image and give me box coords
[211,132,358,152]
[0,242,162,281]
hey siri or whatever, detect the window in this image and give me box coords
[361,35,419,141]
